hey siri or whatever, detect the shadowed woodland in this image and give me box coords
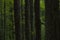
[0,0,60,40]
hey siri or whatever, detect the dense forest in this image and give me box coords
[0,0,59,40]
[0,0,45,40]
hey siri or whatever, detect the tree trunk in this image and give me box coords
[0,0,4,40]
[25,0,30,40]
[30,0,34,40]
[34,0,41,40]
[14,0,20,40]
[4,1,6,40]
[45,0,59,40]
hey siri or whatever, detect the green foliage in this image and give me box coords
[0,0,45,40]
[40,0,45,10]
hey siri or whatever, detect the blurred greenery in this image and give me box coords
[0,0,45,40]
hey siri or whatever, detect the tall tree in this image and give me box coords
[34,0,41,40]
[4,1,6,40]
[25,0,31,40]
[30,0,34,40]
[25,0,30,40]
[45,0,59,40]
[14,0,20,40]
[0,0,4,40]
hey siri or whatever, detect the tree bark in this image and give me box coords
[34,0,41,40]
[4,1,6,40]
[14,0,20,40]
[30,0,34,40]
[25,0,30,40]
[45,0,59,40]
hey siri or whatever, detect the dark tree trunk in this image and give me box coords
[34,0,41,40]
[30,0,34,40]
[21,0,25,40]
[45,0,59,40]
[25,0,30,40]
[0,1,4,40]
[4,1,6,40]
[14,0,20,40]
